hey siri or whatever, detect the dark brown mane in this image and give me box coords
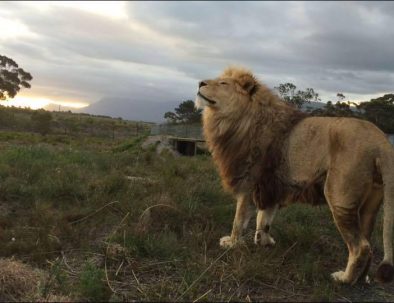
[202,67,318,210]
[252,110,308,209]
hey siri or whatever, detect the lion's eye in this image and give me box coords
[220,82,228,85]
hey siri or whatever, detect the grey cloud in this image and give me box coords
[127,2,394,75]
[1,1,393,121]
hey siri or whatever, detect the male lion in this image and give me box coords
[195,66,394,285]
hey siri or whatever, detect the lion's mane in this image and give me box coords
[202,67,310,209]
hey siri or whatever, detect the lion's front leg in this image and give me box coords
[255,205,278,246]
[220,193,255,249]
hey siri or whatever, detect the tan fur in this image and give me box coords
[196,66,394,284]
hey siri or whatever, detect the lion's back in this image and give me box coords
[283,116,392,183]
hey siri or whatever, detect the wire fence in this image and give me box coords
[150,123,204,140]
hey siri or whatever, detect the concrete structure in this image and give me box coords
[168,136,205,156]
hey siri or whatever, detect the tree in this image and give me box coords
[164,100,202,124]
[0,55,33,100]
[357,94,394,133]
[31,110,52,135]
[164,111,178,124]
[337,93,345,103]
[311,100,355,117]
[275,83,320,108]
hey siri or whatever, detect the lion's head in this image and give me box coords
[195,67,260,114]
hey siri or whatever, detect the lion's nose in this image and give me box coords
[199,81,207,88]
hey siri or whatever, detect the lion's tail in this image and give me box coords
[376,148,394,283]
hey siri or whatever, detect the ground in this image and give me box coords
[0,130,393,302]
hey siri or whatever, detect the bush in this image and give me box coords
[78,261,110,301]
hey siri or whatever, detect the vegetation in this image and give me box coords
[275,83,320,109]
[164,100,202,124]
[0,54,32,100]
[357,94,394,133]
[0,105,152,140]
[0,127,393,301]
[309,93,394,133]
[31,110,53,136]
[273,82,394,134]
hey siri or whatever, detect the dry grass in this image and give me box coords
[0,258,44,301]
[0,131,394,301]
[0,257,73,302]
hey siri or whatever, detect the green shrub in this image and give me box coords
[77,261,110,301]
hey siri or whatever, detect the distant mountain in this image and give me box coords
[76,97,179,123]
[44,99,327,123]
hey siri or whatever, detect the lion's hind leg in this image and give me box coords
[329,205,372,285]
[325,174,372,284]
[358,185,384,282]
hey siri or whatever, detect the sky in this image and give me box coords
[1,1,394,116]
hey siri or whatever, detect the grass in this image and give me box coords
[0,129,393,301]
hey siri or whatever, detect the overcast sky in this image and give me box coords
[1,1,394,111]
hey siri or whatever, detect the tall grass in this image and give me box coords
[0,132,392,301]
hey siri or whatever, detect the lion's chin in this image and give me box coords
[195,95,208,110]
[195,93,216,110]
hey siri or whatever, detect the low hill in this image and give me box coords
[0,104,153,139]
[76,97,179,123]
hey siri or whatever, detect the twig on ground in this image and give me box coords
[279,242,298,264]
[193,289,212,303]
[139,203,180,220]
[104,256,117,295]
[61,251,76,275]
[115,260,124,276]
[131,269,145,294]
[70,201,119,225]
[104,212,131,295]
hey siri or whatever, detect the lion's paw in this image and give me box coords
[254,231,276,246]
[219,236,237,249]
[331,271,348,283]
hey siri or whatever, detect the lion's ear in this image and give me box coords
[240,75,258,96]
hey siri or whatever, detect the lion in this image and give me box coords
[195,66,394,285]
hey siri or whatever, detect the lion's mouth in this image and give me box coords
[197,92,216,105]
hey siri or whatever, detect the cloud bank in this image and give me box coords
[1,1,393,120]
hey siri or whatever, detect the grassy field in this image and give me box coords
[0,130,393,302]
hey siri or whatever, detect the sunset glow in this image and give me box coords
[21,1,127,19]
[2,97,88,110]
